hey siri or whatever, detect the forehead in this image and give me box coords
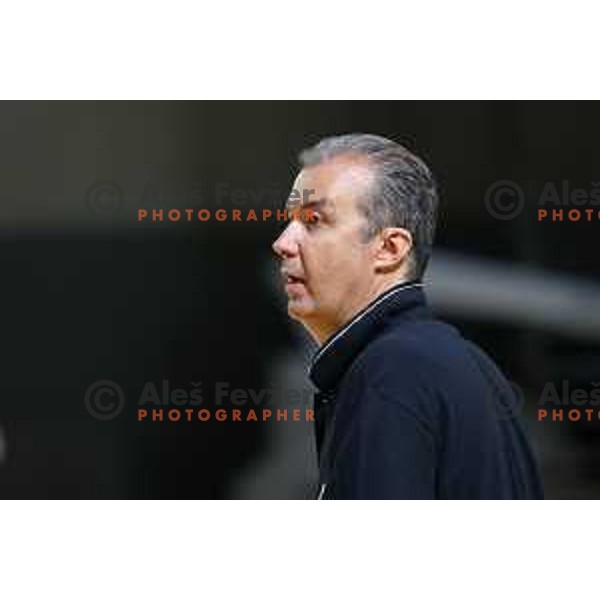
[291,154,375,211]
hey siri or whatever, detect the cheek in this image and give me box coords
[300,230,371,286]
[307,255,360,303]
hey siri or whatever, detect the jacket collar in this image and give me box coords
[309,280,430,391]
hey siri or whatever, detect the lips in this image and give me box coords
[285,274,304,284]
[281,269,306,286]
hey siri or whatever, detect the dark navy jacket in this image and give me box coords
[310,281,544,500]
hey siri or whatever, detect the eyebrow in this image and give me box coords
[284,197,330,213]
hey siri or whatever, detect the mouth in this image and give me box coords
[281,270,306,288]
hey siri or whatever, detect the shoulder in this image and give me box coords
[353,318,466,384]
[346,317,502,417]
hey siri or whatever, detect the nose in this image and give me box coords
[272,221,300,259]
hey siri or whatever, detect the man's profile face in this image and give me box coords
[272,154,380,341]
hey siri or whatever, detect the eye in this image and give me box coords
[305,210,322,227]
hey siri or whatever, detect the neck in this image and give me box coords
[305,276,412,346]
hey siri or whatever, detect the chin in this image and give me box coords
[287,298,316,322]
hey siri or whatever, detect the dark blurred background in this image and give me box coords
[1,101,598,498]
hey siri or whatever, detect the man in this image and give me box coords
[272,133,544,499]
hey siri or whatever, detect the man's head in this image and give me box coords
[272,133,438,343]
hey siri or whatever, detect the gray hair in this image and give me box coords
[299,133,439,280]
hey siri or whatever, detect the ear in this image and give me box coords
[373,227,413,274]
